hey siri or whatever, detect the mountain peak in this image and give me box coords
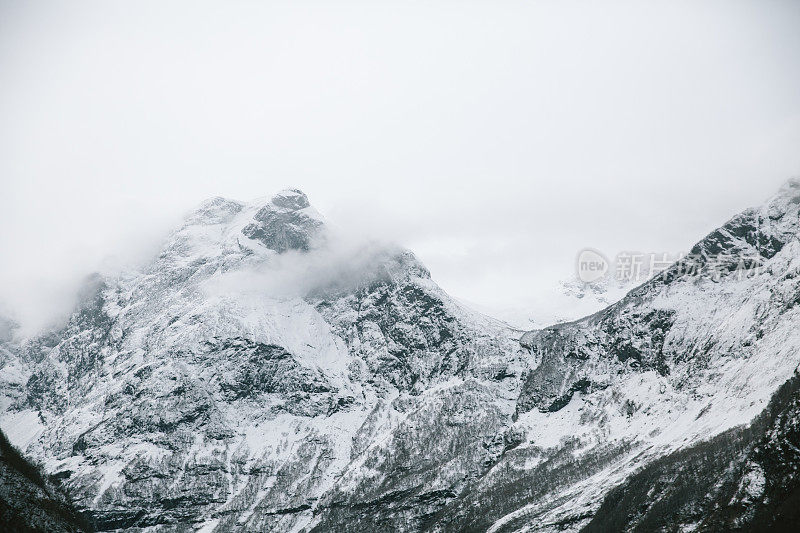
[778,176,800,194]
[241,189,324,253]
[270,188,310,211]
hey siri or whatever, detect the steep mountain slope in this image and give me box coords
[425,180,800,532]
[1,182,800,531]
[582,373,800,532]
[0,189,526,531]
[0,428,90,532]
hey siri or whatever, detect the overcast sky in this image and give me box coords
[2,0,799,328]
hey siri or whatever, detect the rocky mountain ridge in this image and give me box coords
[1,182,799,531]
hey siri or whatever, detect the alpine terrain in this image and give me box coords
[3,181,800,532]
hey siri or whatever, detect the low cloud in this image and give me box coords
[203,231,414,302]
[0,205,181,339]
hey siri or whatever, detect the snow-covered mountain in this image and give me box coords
[2,182,800,531]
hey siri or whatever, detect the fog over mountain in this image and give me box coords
[2,182,800,531]
[2,0,800,333]
[3,2,800,532]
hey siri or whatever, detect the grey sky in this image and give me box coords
[1,0,799,329]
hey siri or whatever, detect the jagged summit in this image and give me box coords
[241,189,324,253]
[775,176,800,197]
[680,178,800,269]
[269,188,311,210]
[182,189,324,254]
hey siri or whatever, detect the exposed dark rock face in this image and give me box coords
[516,306,676,414]
[313,254,511,393]
[207,339,334,399]
[241,189,323,252]
[0,429,90,532]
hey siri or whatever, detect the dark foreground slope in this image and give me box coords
[583,371,800,533]
[0,429,90,532]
